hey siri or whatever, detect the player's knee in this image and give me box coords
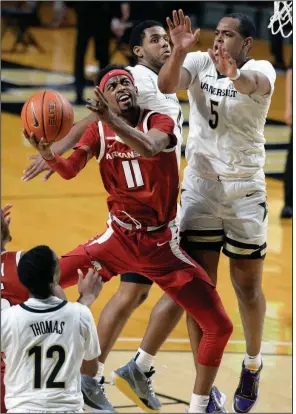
[215,313,233,341]
[116,283,151,310]
[234,284,263,305]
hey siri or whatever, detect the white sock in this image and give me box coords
[134,348,155,373]
[244,353,262,370]
[188,393,209,413]
[94,362,104,382]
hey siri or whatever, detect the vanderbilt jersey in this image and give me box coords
[128,64,184,147]
[182,52,276,178]
[1,297,100,412]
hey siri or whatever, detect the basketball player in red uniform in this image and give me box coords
[0,205,102,413]
[26,65,233,413]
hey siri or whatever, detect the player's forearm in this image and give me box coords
[108,115,164,157]
[51,112,98,155]
[158,48,187,93]
[45,149,88,180]
[232,70,266,96]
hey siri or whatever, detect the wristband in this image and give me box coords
[43,152,57,164]
[229,69,241,81]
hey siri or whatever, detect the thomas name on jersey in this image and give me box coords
[30,320,65,336]
[200,80,238,98]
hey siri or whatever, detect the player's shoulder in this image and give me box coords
[185,51,211,65]
[1,304,19,319]
[128,64,156,78]
[128,65,157,87]
[72,301,93,319]
[141,109,174,131]
[245,58,276,73]
[1,250,24,265]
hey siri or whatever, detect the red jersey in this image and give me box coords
[1,251,29,309]
[75,110,180,226]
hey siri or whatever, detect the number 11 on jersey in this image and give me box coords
[122,160,144,189]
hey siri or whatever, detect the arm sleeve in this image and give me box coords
[46,123,101,180]
[148,113,177,147]
[183,51,211,87]
[80,305,101,361]
[1,310,12,352]
[46,149,88,180]
[73,122,101,156]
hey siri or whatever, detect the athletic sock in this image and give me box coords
[188,393,210,413]
[94,361,105,382]
[134,348,155,373]
[244,353,262,371]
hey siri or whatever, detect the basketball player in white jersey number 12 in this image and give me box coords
[158,9,276,414]
[1,245,101,413]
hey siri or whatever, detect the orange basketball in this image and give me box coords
[21,90,74,143]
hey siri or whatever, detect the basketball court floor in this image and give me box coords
[1,21,292,413]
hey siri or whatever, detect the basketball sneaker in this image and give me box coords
[81,375,116,413]
[206,386,228,413]
[111,359,161,412]
[233,362,262,413]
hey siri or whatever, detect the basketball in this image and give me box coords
[21,90,74,143]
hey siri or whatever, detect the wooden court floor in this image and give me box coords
[1,21,292,413]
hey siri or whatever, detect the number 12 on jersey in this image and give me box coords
[122,160,144,189]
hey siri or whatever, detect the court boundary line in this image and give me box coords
[117,337,292,346]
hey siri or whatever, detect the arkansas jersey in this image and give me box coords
[75,109,179,227]
[1,251,28,310]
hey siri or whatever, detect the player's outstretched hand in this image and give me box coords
[166,9,200,52]
[77,268,103,307]
[86,86,115,125]
[208,44,238,78]
[22,154,55,182]
[23,129,55,161]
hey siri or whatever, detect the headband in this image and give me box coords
[99,69,135,91]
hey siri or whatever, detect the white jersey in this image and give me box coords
[1,296,100,412]
[183,52,276,179]
[128,64,184,145]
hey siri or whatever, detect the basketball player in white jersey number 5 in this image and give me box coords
[158,9,276,414]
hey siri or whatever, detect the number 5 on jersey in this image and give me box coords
[209,100,219,129]
[122,160,144,188]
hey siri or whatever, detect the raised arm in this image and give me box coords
[158,10,200,93]
[24,126,98,180]
[22,111,98,182]
[87,87,175,158]
[51,112,99,155]
[208,45,275,96]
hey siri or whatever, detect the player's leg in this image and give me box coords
[139,292,184,356]
[97,275,152,365]
[222,189,267,413]
[114,223,232,413]
[112,293,184,412]
[179,168,224,375]
[163,268,233,413]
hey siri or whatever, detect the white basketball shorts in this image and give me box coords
[179,166,268,259]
